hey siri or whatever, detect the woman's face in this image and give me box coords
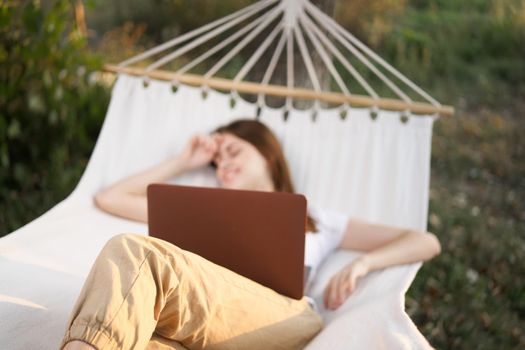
[211,132,275,192]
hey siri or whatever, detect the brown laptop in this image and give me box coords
[147,183,307,300]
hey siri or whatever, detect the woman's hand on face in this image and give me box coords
[179,134,220,171]
[323,257,370,310]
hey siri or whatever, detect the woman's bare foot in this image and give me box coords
[62,340,97,350]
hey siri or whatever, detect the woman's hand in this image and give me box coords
[323,257,370,310]
[179,134,220,171]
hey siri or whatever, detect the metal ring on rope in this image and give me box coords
[141,73,151,89]
[201,84,210,100]
[370,105,380,121]
[311,100,321,122]
[400,109,411,124]
[339,103,350,121]
[283,97,293,122]
[229,90,240,109]
[170,77,180,94]
[255,94,267,119]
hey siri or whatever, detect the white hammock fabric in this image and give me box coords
[0,75,435,349]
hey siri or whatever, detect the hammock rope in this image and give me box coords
[304,1,441,107]
[286,27,294,111]
[301,14,377,99]
[233,23,283,85]
[105,0,453,116]
[174,12,271,77]
[120,0,278,68]
[305,5,412,104]
[294,23,321,94]
[256,28,286,108]
[204,7,283,79]
[300,15,350,97]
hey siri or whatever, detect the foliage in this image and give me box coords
[407,112,525,349]
[370,0,525,110]
[0,0,110,233]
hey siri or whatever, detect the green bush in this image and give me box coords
[407,113,525,349]
[379,0,525,110]
[0,0,110,235]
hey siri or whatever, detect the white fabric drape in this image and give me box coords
[0,74,435,349]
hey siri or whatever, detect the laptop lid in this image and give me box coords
[147,183,307,300]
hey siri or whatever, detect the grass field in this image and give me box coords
[408,110,525,348]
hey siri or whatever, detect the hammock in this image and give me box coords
[0,1,452,349]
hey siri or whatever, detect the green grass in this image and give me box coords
[407,111,525,349]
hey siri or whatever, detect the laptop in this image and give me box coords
[147,183,307,300]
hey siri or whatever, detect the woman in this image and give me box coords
[62,118,441,350]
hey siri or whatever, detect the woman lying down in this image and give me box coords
[61,118,441,350]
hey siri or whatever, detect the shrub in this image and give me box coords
[0,0,110,235]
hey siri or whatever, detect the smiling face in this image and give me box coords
[211,132,275,192]
[208,119,318,233]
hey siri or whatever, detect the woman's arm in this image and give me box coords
[339,219,441,267]
[323,219,441,310]
[94,133,220,223]
[94,155,190,223]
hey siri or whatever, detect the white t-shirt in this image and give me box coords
[303,204,350,304]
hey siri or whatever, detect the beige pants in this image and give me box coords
[60,233,323,350]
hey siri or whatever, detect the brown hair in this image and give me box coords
[210,118,318,233]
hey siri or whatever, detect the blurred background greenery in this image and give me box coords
[1,0,524,348]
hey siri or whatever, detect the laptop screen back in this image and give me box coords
[147,183,307,299]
